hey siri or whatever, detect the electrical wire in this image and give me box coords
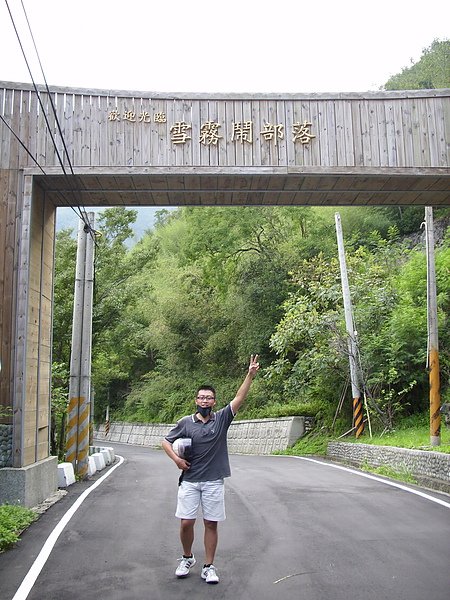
[4,0,94,235]
[0,113,89,223]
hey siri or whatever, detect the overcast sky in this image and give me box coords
[0,0,448,94]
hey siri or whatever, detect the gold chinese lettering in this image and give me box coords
[108,110,121,122]
[292,120,315,144]
[139,111,151,123]
[232,121,253,144]
[200,121,222,145]
[154,112,167,123]
[123,110,136,123]
[260,122,284,146]
[170,121,192,144]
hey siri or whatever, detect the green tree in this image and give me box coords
[52,229,77,364]
[384,39,450,90]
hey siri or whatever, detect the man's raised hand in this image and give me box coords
[249,354,260,378]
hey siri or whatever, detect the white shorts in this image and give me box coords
[176,479,226,522]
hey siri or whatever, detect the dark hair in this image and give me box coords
[196,385,216,397]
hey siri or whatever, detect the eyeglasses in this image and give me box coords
[197,395,215,401]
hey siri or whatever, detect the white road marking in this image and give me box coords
[292,455,450,509]
[12,455,125,600]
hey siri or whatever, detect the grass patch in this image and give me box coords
[346,415,450,453]
[278,430,332,456]
[0,504,37,552]
[360,462,417,484]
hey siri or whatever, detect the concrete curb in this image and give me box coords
[327,441,450,493]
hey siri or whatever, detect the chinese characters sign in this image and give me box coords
[108,109,315,147]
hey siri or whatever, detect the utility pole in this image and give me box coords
[425,207,440,446]
[66,212,96,477]
[335,213,364,438]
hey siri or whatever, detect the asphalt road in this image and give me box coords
[1,443,449,600]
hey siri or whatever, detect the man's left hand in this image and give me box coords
[249,354,260,378]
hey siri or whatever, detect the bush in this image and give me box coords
[0,504,37,551]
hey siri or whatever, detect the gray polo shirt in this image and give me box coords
[165,404,235,482]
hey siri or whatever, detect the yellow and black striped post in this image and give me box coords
[65,396,80,467]
[104,404,110,437]
[77,397,90,478]
[353,396,365,438]
[66,396,90,478]
[425,208,441,447]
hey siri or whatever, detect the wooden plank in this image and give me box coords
[376,100,389,167]
[45,92,60,168]
[335,100,346,166]
[192,99,202,167]
[276,100,288,167]
[55,91,67,170]
[120,95,134,167]
[410,99,423,167]
[0,88,10,168]
[426,97,439,167]
[18,90,30,168]
[217,99,227,168]
[392,99,406,167]
[259,99,270,167]
[107,95,118,166]
[307,101,320,167]
[438,96,449,167]
[385,100,397,167]
[251,100,262,167]
[351,100,364,167]
[367,100,380,166]
[90,94,101,166]
[182,100,194,168]
[326,100,337,166]
[63,92,74,167]
[8,89,21,171]
[318,101,331,166]
[233,101,244,167]
[73,93,83,166]
[359,100,372,167]
[400,100,414,168]
[342,100,355,167]
[418,97,431,167]
[292,101,303,166]
[285,100,295,166]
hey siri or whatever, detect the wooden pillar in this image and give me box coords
[12,176,56,467]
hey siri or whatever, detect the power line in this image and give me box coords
[0,112,90,223]
[4,0,93,235]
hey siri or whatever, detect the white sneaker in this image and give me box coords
[201,564,219,584]
[175,555,196,577]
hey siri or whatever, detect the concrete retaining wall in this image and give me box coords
[95,416,310,455]
[0,424,13,467]
[327,441,450,492]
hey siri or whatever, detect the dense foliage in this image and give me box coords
[383,38,449,90]
[52,206,450,437]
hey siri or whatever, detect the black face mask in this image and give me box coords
[197,405,212,418]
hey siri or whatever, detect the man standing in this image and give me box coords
[161,355,260,584]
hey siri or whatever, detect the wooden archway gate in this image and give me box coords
[0,82,449,503]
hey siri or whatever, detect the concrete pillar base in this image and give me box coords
[0,456,58,507]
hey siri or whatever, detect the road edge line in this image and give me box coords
[290,455,450,508]
[11,455,125,600]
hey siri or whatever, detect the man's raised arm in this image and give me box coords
[230,354,260,415]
